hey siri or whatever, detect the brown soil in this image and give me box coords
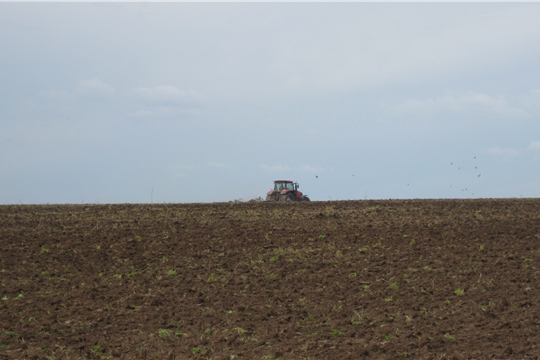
[1,199,540,359]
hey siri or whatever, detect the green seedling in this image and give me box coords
[158,329,171,337]
[351,310,364,325]
[91,344,103,356]
[381,334,393,341]
[454,288,465,296]
[192,347,201,355]
[167,269,177,276]
[234,327,248,335]
[331,329,343,338]
[127,266,137,278]
[444,333,456,340]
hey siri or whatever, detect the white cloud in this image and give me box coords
[39,78,115,101]
[521,89,540,112]
[529,141,540,151]
[486,147,520,157]
[298,164,326,173]
[259,164,291,173]
[127,86,204,118]
[259,164,327,173]
[39,89,74,101]
[130,85,202,104]
[128,107,175,119]
[486,141,540,159]
[205,162,234,169]
[167,164,195,179]
[167,162,233,178]
[76,78,115,98]
[392,92,530,119]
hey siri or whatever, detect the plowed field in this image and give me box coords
[1,199,540,359]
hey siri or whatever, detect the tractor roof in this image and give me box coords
[274,180,293,183]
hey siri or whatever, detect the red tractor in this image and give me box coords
[265,180,310,202]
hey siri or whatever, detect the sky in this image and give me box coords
[1,2,540,204]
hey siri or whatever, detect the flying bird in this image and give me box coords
[316,175,318,179]
[478,174,481,178]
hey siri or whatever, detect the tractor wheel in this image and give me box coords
[282,193,295,202]
[265,195,274,202]
[303,196,311,201]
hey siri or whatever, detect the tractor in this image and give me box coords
[265,180,310,202]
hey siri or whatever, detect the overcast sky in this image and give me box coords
[1,2,540,204]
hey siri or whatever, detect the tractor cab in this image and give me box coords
[274,180,296,193]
